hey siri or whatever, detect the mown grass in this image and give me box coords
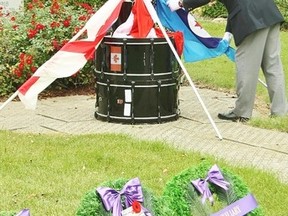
[0,131,288,215]
[184,19,288,131]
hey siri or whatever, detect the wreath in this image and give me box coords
[76,177,174,216]
[162,161,264,216]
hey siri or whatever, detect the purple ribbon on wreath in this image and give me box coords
[96,177,147,216]
[16,209,30,216]
[191,164,230,205]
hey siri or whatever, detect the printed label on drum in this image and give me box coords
[125,89,132,103]
[110,46,122,72]
[124,103,131,116]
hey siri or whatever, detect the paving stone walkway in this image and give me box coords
[1,86,287,183]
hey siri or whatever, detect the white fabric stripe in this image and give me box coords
[85,0,123,40]
[187,12,211,38]
[34,51,87,78]
[18,76,56,109]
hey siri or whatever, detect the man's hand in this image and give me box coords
[223,32,233,44]
[167,0,182,11]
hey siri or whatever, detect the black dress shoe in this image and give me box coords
[218,111,249,122]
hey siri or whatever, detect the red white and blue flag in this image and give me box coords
[156,0,235,62]
[17,0,124,109]
[9,0,235,110]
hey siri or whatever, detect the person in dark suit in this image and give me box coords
[168,0,288,122]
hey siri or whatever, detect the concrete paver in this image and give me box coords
[1,86,288,183]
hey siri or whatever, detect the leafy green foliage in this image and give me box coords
[276,0,288,29]
[200,0,288,30]
[162,161,264,216]
[0,0,95,96]
[201,1,227,18]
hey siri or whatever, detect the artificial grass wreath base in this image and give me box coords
[76,178,174,216]
[77,162,264,216]
[162,161,264,216]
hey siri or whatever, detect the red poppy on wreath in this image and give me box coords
[131,200,141,213]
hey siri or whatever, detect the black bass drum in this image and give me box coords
[94,37,181,123]
[95,36,180,81]
[95,78,180,123]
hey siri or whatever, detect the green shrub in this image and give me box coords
[67,0,106,7]
[201,0,288,30]
[276,0,288,30]
[24,0,107,9]
[201,1,227,18]
[0,0,96,96]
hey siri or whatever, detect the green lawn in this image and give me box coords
[0,131,287,215]
[1,20,288,216]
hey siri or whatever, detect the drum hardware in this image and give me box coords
[94,37,180,123]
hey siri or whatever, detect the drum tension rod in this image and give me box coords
[123,38,128,81]
[100,43,105,80]
[157,80,162,123]
[150,38,155,80]
[107,79,111,122]
[131,81,135,124]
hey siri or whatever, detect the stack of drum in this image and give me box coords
[94,36,181,123]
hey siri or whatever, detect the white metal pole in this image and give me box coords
[0,91,19,111]
[144,0,223,140]
[258,78,268,88]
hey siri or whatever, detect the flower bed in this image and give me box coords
[0,0,95,96]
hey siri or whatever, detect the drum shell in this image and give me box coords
[95,37,180,81]
[95,78,180,123]
[94,37,181,123]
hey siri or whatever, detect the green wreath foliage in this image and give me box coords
[162,161,264,216]
[76,178,174,216]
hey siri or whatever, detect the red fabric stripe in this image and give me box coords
[61,0,124,60]
[155,28,184,56]
[61,40,99,54]
[130,0,154,38]
[18,76,40,95]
